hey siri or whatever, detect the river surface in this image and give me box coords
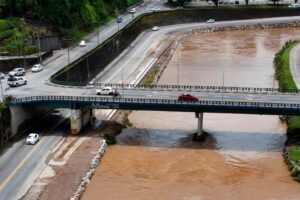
[83,27,300,200]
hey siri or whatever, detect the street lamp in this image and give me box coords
[19,18,26,69]
[222,65,225,101]
[177,47,180,86]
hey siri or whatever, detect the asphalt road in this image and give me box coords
[0,1,167,199]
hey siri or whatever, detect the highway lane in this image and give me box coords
[0,111,69,200]
[5,16,300,98]
[81,88,300,104]
[0,2,167,199]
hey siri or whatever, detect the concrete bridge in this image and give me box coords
[9,83,300,138]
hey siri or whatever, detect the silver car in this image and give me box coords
[9,68,25,76]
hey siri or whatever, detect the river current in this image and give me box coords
[83,27,300,200]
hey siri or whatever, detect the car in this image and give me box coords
[289,3,300,8]
[8,68,25,76]
[31,64,43,72]
[96,86,119,96]
[129,8,136,13]
[7,76,27,87]
[79,40,86,47]
[178,93,198,101]
[26,133,40,145]
[150,7,160,12]
[152,25,159,31]
[206,19,215,23]
[174,6,183,9]
[0,72,5,79]
[116,16,123,23]
[51,109,62,117]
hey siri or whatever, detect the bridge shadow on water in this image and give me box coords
[115,128,286,153]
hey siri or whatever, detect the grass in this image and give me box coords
[289,145,300,162]
[274,40,298,92]
[274,40,300,166]
[139,65,160,86]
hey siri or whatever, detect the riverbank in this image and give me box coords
[274,40,300,181]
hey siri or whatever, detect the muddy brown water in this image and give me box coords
[82,28,300,200]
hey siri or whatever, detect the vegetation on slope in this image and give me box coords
[274,40,300,179]
[0,0,140,54]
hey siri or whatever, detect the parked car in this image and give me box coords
[51,109,62,117]
[7,76,27,87]
[129,8,136,13]
[31,64,43,72]
[0,72,5,79]
[151,7,160,12]
[8,68,25,76]
[116,16,123,23]
[152,25,159,31]
[178,93,198,101]
[174,6,183,10]
[96,86,119,96]
[206,19,215,23]
[26,133,40,145]
[79,40,86,47]
[289,3,300,8]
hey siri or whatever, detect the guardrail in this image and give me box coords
[90,83,300,94]
[10,95,300,111]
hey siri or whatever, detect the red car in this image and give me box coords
[178,93,198,101]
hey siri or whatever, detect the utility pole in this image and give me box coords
[177,48,180,86]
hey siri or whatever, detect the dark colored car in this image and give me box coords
[178,93,198,101]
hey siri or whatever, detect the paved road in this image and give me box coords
[0,1,168,199]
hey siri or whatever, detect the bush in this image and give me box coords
[103,133,116,145]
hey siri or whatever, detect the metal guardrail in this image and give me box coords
[90,83,300,94]
[10,95,300,109]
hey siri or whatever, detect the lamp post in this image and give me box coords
[36,29,42,64]
[222,65,225,101]
[0,79,3,102]
[177,47,180,86]
[20,18,26,69]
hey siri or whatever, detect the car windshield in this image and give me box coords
[8,77,17,81]
[27,135,34,139]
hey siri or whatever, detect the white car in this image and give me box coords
[96,86,119,95]
[7,76,27,87]
[9,68,25,76]
[26,133,40,145]
[0,73,5,79]
[129,8,136,13]
[289,3,300,8]
[206,19,215,23]
[151,7,160,12]
[51,109,62,117]
[31,64,43,72]
[152,26,159,31]
[79,40,86,47]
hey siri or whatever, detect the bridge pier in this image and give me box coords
[70,108,92,134]
[193,112,206,141]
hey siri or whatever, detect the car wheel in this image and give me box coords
[24,81,27,85]
[97,92,100,95]
[109,92,113,95]
[16,83,18,86]
[22,72,25,76]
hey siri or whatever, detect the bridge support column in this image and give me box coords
[193,112,206,142]
[70,108,92,135]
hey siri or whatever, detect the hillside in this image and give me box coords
[0,0,140,55]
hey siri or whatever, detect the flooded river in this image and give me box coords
[83,28,300,200]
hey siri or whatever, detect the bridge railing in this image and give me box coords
[10,95,300,110]
[90,83,300,94]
